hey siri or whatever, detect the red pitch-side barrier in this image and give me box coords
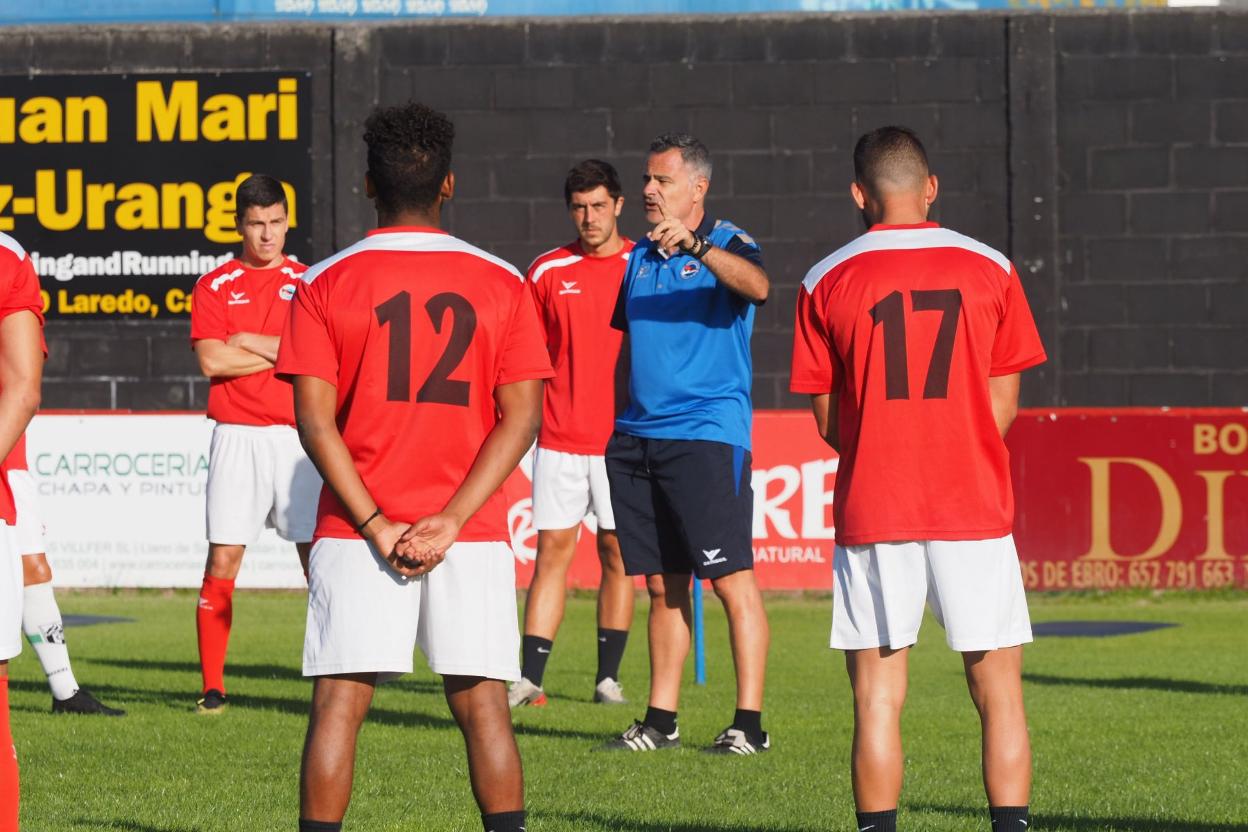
[505,408,1248,592]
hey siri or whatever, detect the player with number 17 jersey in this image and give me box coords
[790,223,1047,545]
[277,227,555,542]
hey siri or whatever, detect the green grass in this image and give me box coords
[8,590,1248,831]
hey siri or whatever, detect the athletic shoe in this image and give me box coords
[507,677,547,708]
[592,677,628,705]
[598,720,680,752]
[196,689,228,715]
[703,727,770,755]
[51,688,125,717]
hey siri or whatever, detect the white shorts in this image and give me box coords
[8,469,45,555]
[303,537,521,682]
[531,447,615,531]
[831,535,1033,653]
[1,522,21,661]
[205,423,322,545]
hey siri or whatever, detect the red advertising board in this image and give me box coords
[1010,409,1248,591]
[506,408,1248,593]
[505,411,838,592]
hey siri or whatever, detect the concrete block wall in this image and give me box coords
[1052,14,1248,406]
[344,16,1011,408]
[8,11,1247,410]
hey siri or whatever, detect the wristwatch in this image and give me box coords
[682,234,713,260]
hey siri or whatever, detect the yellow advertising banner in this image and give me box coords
[0,72,313,318]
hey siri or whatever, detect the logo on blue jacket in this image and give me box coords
[680,261,701,279]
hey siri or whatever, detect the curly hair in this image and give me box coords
[364,102,455,214]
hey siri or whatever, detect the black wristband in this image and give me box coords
[689,234,712,260]
[354,508,381,535]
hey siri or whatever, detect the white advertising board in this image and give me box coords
[26,414,307,589]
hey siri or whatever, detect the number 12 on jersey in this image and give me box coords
[375,290,477,406]
[869,288,962,401]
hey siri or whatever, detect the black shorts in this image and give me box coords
[604,433,754,580]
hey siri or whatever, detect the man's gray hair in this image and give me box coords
[649,133,713,182]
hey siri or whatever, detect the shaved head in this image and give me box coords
[853,126,930,198]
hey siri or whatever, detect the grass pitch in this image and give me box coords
[8,590,1247,831]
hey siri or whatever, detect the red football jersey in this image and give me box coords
[3,434,26,472]
[191,256,307,426]
[528,240,630,455]
[0,233,46,524]
[275,227,555,543]
[790,222,1046,546]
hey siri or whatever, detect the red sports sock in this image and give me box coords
[0,677,19,832]
[196,574,235,695]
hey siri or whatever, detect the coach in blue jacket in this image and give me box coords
[601,133,771,756]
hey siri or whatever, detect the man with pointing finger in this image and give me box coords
[602,133,772,755]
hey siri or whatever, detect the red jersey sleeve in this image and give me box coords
[190,275,228,343]
[497,283,556,386]
[2,434,26,471]
[990,266,1047,376]
[789,282,837,394]
[275,276,339,386]
[0,250,46,358]
[1,254,43,320]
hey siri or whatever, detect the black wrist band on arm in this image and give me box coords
[689,235,711,260]
[355,508,381,535]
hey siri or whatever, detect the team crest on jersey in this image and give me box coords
[680,261,701,280]
[227,290,250,306]
[278,283,297,301]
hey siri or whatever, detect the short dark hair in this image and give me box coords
[853,126,930,196]
[564,159,623,205]
[364,102,455,214]
[648,133,713,181]
[235,174,287,216]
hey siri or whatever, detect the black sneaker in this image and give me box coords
[195,688,228,715]
[51,688,125,717]
[703,727,769,755]
[598,720,680,752]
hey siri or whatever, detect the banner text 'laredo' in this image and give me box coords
[0,72,313,319]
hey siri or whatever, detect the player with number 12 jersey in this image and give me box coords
[276,103,551,832]
[281,228,553,542]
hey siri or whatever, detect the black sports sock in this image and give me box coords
[855,809,897,832]
[595,628,629,684]
[731,708,764,742]
[298,820,342,832]
[520,635,553,686]
[642,706,677,736]
[990,805,1030,830]
[482,810,527,832]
